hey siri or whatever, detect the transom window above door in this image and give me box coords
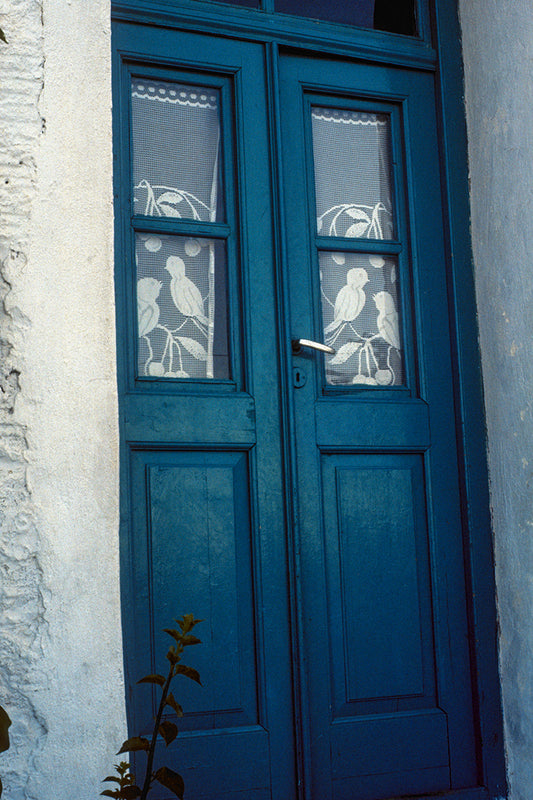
[191,0,418,36]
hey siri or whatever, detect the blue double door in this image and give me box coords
[115,22,478,800]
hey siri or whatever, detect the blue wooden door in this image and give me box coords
[114,20,479,800]
[114,26,298,799]
[278,53,477,799]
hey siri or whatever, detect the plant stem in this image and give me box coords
[139,662,174,800]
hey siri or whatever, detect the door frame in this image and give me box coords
[111,1,506,796]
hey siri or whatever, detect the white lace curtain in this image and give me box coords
[132,80,229,380]
[130,85,403,386]
[312,108,403,386]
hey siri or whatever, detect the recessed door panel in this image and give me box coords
[322,455,435,711]
[142,452,257,726]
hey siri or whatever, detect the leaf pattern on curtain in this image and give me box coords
[131,81,227,379]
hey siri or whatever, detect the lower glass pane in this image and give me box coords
[136,234,230,380]
[320,251,403,386]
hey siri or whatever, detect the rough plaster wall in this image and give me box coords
[459,3,533,799]
[0,2,49,797]
[0,1,126,798]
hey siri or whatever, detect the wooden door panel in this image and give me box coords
[133,451,258,728]
[122,395,257,445]
[151,728,271,800]
[315,399,430,448]
[331,711,449,800]
[322,455,435,712]
[129,449,272,796]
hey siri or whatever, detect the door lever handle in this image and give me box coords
[292,338,336,355]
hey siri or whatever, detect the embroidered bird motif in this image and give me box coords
[325,267,369,336]
[137,277,162,336]
[165,255,208,326]
[374,290,400,350]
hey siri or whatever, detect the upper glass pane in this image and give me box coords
[374,0,417,36]
[275,0,374,27]
[131,79,224,222]
[275,0,417,35]
[203,0,260,5]
[312,107,394,240]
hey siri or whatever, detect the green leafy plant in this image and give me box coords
[102,762,139,800]
[0,704,11,797]
[102,614,202,800]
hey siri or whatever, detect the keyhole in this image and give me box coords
[293,367,307,388]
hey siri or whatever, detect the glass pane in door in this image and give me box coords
[136,234,229,380]
[319,251,403,386]
[312,107,394,239]
[204,0,260,5]
[131,79,224,222]
[275,0,375,28]
[274,0,418,35]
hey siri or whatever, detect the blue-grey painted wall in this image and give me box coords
[460,3,533,798]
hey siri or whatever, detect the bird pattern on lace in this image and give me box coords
[136,234,225,380]
[321,253,402,386]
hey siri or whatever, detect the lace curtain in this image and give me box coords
[312,107,403,386]
[132,80,229,379]
[130,84,403,386]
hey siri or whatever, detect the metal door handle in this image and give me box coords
[292,338,335,355]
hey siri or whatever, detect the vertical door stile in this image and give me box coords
[266,40,310,800]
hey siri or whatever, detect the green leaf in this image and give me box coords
[166,646,180,666]
[164,628,182,645]
[101,791,120,798]
[158,720,178,746]
[117,736,150,754]
[176,664,201,684]
[181,635,201,647]
[137,674,166,687]
[102,776,122,783]
[177,614,202,634]
[0,29,6,44]
[0,706,11,753]
[154,766,185,799]
[165,693,184,717]
[122,786,142,799]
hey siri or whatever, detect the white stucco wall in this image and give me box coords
[0,1,126,798]
[459,3,533,799]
